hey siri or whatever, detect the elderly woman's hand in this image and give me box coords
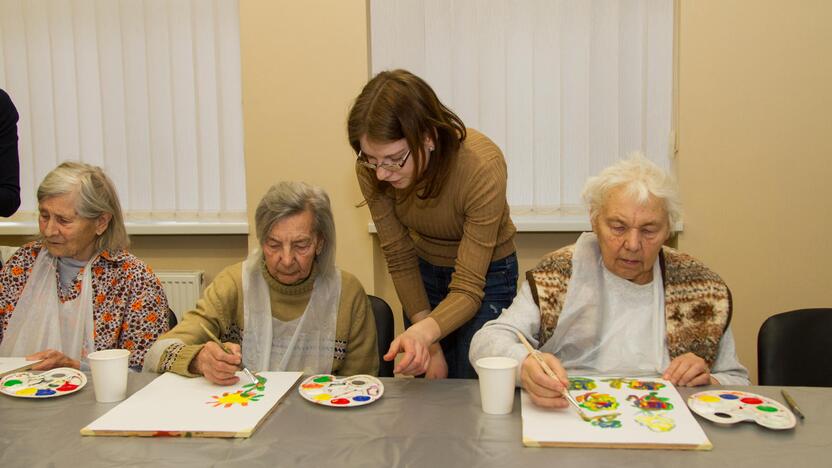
[520,352,570,409]
[26,349,80,370]
[663,352,717,386]
[190,341,242,386]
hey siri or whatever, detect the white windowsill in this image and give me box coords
[0,219,249,236]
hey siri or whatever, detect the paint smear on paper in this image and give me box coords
[634,412,676,432]
[577,392,619,412]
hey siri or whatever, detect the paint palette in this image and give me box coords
[0,367,87,399]
[298,374,384,407]
[687,390,796,430]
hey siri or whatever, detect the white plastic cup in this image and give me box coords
[87,349,130,403]
[475,356,519,415]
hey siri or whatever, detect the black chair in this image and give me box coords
[757,308,832,386]
[368,295,395,377]
[167,308,178,330]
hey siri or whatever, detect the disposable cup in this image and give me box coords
[87,349,130,403]
[475,356,518,415]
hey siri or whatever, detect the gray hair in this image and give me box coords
[254,181,336,275]
[582,153,681,232]
[37,161,129,252]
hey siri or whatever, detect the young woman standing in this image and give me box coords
[347,69,517,379]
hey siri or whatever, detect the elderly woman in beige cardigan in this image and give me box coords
[144,181,378,384]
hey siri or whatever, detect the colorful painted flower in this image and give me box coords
[208,390,264,408]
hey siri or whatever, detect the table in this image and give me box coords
[0,374,828,467]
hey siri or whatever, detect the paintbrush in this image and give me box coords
[514,330,606,422]
[199,322,258,385]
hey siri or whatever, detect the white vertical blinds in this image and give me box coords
[0,0,246,225]
[370,0,674,215]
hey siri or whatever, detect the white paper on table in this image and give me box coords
[0,357,42,376]
[521,376,712,450]
[82,371,303,438]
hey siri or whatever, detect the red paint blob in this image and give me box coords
[331,398,350,405]
[56,382,79,392]
[740,397,763,405]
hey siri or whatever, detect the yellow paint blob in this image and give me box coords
[697,395,721,403]
[15,388,37,396]
[313,393,332,401]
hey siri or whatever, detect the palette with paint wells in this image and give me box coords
[0,367,87,398]
[298,374,383,407]
[687,390,796,430]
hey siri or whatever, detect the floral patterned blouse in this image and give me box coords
[0,241,170,369]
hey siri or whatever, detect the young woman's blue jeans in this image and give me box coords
[413,252,518,379]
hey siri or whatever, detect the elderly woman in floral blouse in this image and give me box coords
[0,161,169,371]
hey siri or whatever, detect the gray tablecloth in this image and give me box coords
[0,373,828,467]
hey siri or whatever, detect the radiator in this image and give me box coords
[156,270,204,323]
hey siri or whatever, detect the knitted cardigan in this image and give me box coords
[526,245,732,365]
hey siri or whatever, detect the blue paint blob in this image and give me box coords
[352,395,371,402]
[719,393,740,400]
[35,389,56,396]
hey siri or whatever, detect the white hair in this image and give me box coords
[582,153,681,231]
[37,161,129,251]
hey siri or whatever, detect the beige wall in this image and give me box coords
[3,1,828,384]
[676,0,832,383]
[238,0,375,291]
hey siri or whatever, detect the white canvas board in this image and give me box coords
[82,371,302,437]
[0,357,41,376]
[521,376,711,450]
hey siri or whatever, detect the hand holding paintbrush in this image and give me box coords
[196,323,258,385]
[514,331,608,421]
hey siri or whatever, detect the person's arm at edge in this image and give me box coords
[0,89,20,217]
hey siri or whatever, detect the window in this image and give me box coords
[370,0,674,229]
[0,0,246,234]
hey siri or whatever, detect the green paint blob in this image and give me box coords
[313,376,332,383]
[756,405,778,412]
[3,379,22,387]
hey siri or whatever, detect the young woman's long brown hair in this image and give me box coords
[347,69,466,200]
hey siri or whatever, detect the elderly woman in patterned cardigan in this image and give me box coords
[0,162,170,371]
[469,154,749,409]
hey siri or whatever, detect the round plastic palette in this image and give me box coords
[1,367,87,399]
[298,374,384,407]
[687,390,796,430]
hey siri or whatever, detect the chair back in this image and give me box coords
[757,308,832,386]
[167,308,178,330]
[368,295,395,377]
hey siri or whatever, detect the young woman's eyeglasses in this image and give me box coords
[356,149,411,171]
